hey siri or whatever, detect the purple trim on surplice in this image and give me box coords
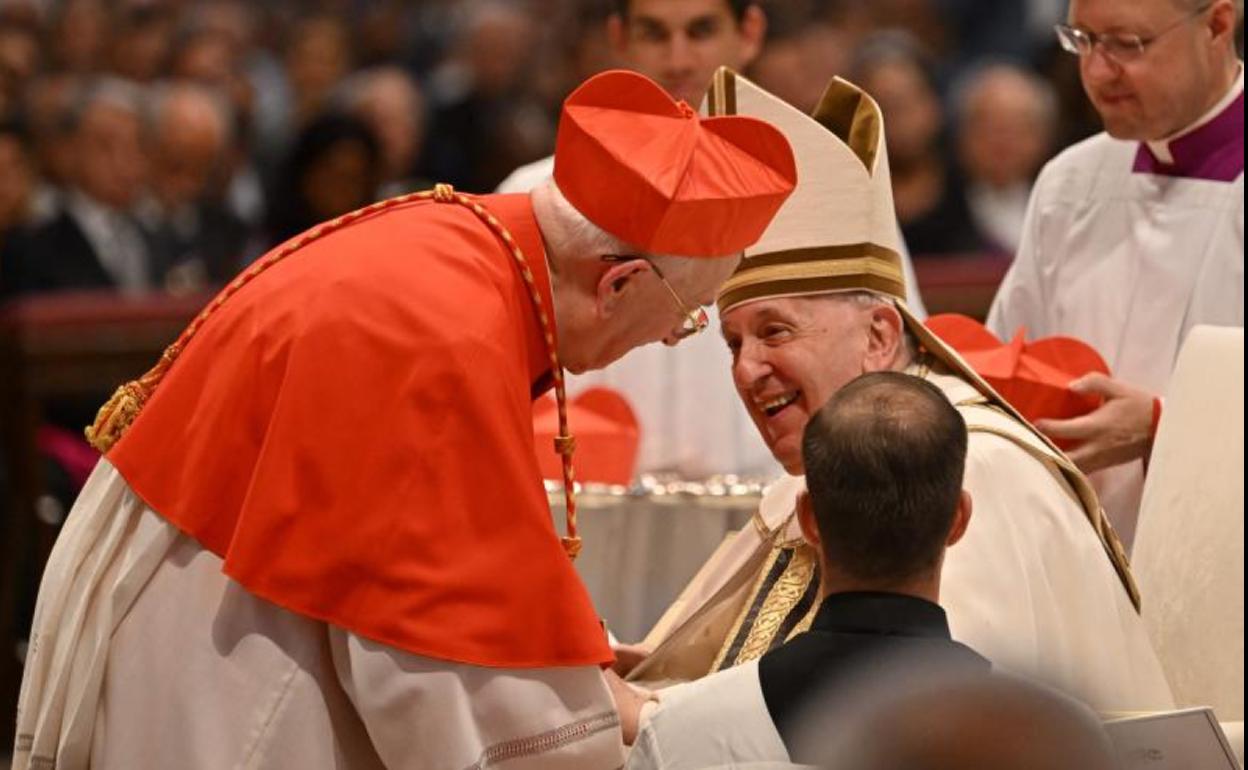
[1133,90,1244,182]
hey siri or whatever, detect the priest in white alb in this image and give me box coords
[988,0,1244,547]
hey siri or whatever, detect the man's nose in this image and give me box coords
[664,33,696,73]
[1082,45,1120,85]
[732,340,771,390]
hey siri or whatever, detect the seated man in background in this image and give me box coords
[626,371,989,768]
[625,69,1173,715]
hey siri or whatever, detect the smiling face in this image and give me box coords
[1069,0,1235,140]
[722,295,879,474]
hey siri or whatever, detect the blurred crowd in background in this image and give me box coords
[0,0,1243,299]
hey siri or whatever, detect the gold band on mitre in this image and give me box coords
[716,243,906,314]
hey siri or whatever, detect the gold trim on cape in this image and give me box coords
[711,541,821,671]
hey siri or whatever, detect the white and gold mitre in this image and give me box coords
[704,67,906,314]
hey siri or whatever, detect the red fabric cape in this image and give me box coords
[109,193,613,669]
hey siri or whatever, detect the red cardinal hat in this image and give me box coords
[534,387,640,486]
[925,314,1111,425]
[554,69,797,258]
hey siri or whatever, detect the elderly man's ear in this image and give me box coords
[947,490,973,547]
[595,258,651,316]
[862,304,906,373]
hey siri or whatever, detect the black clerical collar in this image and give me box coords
[811,591,951,640]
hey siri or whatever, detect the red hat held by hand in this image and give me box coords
[925,314,1111,427]
[554,69,797,258]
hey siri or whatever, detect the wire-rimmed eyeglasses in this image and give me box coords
[1055,3,1212,63]
[601,254,709,344]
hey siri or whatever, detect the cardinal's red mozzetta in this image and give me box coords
[96,70,797,669]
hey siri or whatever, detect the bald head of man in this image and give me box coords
[145,82,233,209]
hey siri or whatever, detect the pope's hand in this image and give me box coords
[610,643,651,677]
[1035,373,1156,473]
[605,670,652,746]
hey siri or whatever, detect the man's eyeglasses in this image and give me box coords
[601,254,709,343]
[1055,3,1212,63]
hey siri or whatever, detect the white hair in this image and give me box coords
[950,62,1058,132]
[825,290,919,364]
[532,178,710,287]
[144,80,235,147]
[535,177,630,258]
[68,76,146,132]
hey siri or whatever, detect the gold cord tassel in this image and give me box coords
[85,382,149,452]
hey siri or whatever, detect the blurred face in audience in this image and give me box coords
[173,33,256,132]
[25,74,81,186]
[0,133,34,231]
[285,17,351,116]
[959,69,1054,189]
[109,6,175,83]
[0,26,38,72]
[859,59,941,170]
[751,25,852,113]
[300,136,377,223]
[608,0,765,106]
[75,100,146,209]
[1069,0,1239,139]
[149,94,228,208]
[352,72,424,182]
[52,0,106,72]
[465,5,535,97]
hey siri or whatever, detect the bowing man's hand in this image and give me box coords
[610,643,651,677]
[1035,373,1158,473]
[605,670,653,746]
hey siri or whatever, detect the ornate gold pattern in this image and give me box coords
[84,184,585,560]
[732,543,817,664]
[711,539,820,670]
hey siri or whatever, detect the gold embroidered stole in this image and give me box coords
[709,517,822,671]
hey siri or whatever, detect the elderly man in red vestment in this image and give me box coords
[13,70,796,770]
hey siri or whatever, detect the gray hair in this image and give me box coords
[826,290,920,365]
[330,66,424,119]
[532,178,709,286]
[534,177,630,259]
[950,61,1058,131]
[143,80,235,147]
[66,76,146,134]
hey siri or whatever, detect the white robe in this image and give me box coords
[625,661,795,770]
[13,460,624,770]
[632,372,1175,714]
[987,68,1245,547]
[497,157,927,480]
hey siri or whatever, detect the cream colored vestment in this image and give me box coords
[14,460,624,770]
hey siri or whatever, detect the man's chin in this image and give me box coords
[1096,108,1151,141]
[765,440,803,477]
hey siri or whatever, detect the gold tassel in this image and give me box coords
[84,381,149,452]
